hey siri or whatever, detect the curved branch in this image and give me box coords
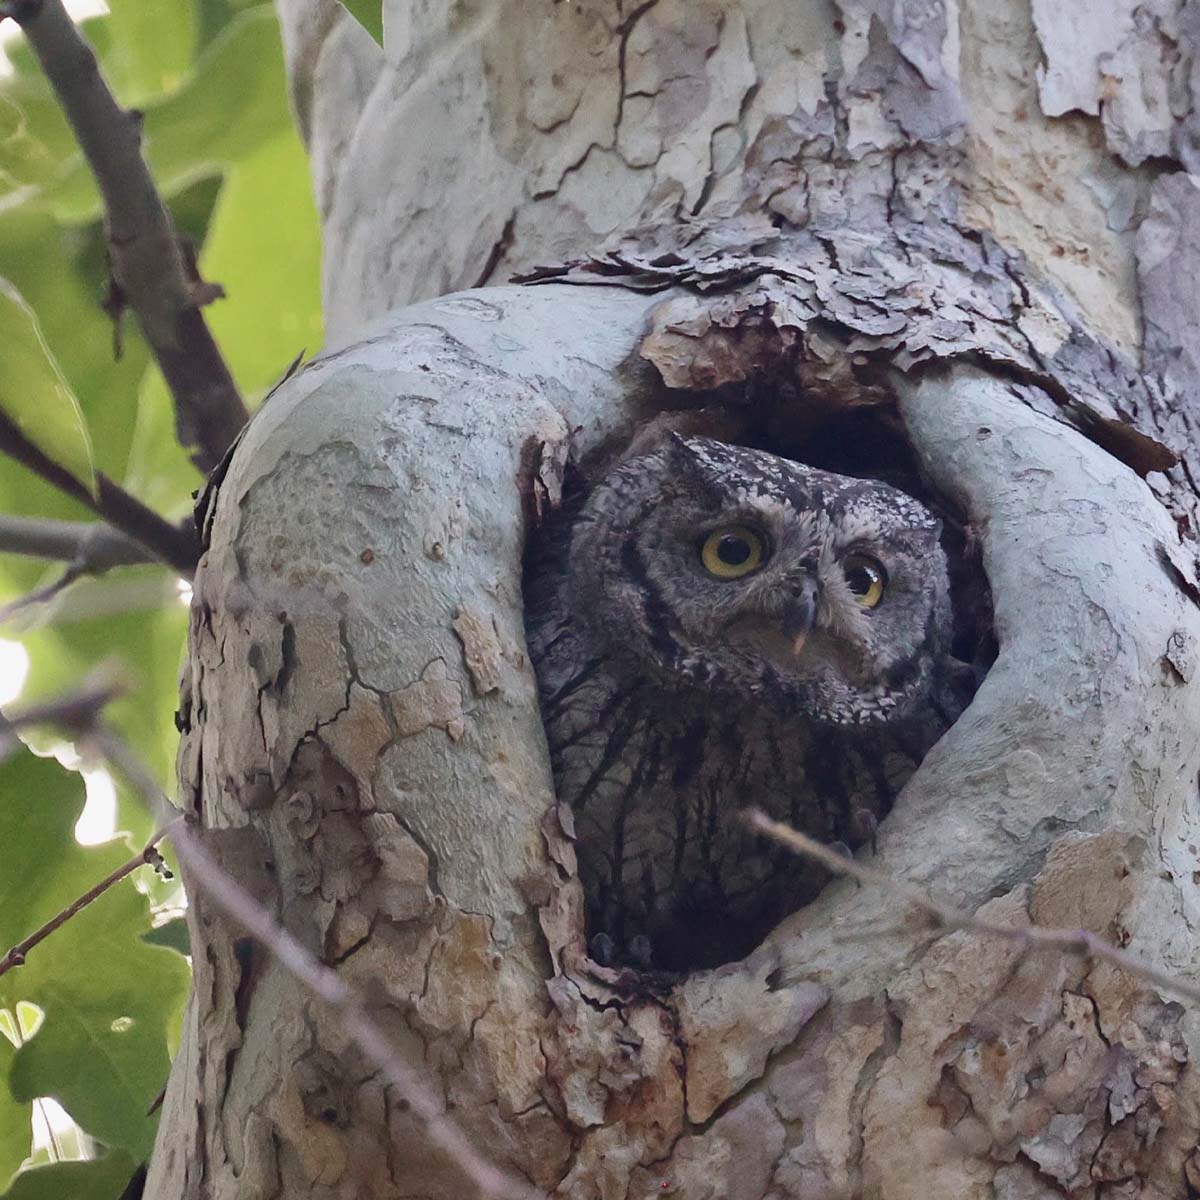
[1,0,248,472]
[0,411,198,576]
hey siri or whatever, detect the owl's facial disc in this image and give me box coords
[570,436,950,725]
[697,526,887,657]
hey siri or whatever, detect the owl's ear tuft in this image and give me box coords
[661,433,730,499]
[664,430,706,461]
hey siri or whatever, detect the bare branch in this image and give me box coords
[92,727,547,1200]
[0,411,198,575]
[0,515,153,566]
[0,561,85,625]
[0,516,160,624]
[0,820,178,979]
[747,809,1200,1007]
[1,0,248,472]
[0,678,123,736]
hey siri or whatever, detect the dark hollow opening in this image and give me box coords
[524,390,996,976]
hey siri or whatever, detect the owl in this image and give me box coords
[525,434,968,972]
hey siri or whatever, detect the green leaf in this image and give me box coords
[1,1152,137,1200]
[199,132,323,396]
[0,203,147,610]
[0,280,95,496]
[0,68,77,198]
[142,918,189,957]
[0,752,189,1159]
[49,7,295,222]
[0,1031,30,1191]
[14,571,188,836]
[104,0,199,103]
[0,206,147,488]
[0,174,225,609]
[123,132,322,512]
[339,0,383,45]
[0,205,149,590]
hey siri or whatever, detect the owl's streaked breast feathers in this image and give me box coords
[525,434,970,972]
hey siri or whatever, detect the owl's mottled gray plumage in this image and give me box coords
[526,436,964,971]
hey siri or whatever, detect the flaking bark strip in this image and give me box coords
[452,608,505,696]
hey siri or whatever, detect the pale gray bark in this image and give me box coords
[149,2,1200,1197]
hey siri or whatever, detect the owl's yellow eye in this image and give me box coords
[843,554,886,607]
[700,526,766,579]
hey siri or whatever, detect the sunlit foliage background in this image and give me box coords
[0,1,322,1192]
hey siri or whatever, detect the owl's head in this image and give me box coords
[568,436,952,725]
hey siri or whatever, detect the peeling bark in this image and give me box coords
[151,1,1200,1197]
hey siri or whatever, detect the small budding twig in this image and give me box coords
[0,820,178,979]
[746,809,1200,1007]
[92,727,547,1200]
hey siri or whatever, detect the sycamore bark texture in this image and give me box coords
[147,0,1200,1196]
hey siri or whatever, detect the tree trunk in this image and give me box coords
[147,1,1200,1197]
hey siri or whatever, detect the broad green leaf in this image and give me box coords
[104,0,199,103]
[143,917,189,957]
[50,7,294,222]
[339,0,383,45]
[197,132,322,398]
[124,132,321,512]
[1,1152,136,1200]
[0,76,75,198]
[0,207,147,489]
[0,1032,29,1190]
[0,179,219,791]
[0,3,251,197]
[0,752,189,1158]
[0,175,222,606]
[0,206,143,609]
[14,570,188,833]
[0,281,95,495]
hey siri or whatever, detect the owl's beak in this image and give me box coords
[782,576,819,656]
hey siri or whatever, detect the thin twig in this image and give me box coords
[92,727,546,1200]
[0,820,179,978]
[0,411,198,575]
[0,515,153,567]
[0,679,123,735]
[1,0,247,472]
[0,517,160,623]
[746,809,1200,1006]
[0,562,85,624]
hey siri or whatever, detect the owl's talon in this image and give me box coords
[589,932,617,966]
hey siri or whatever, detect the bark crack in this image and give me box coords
[846,996,902,1193]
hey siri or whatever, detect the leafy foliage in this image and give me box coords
[0,753,188,1187]
[0,0,321,1191]
[1,1153,138,1200]
[0,281,94,491]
